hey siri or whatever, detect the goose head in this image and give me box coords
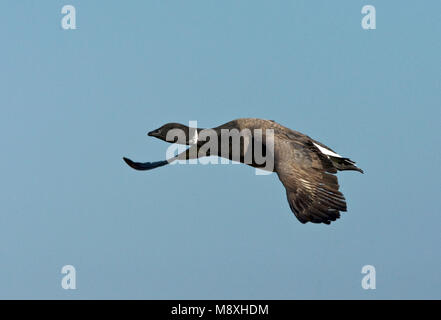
[148,123,195,144]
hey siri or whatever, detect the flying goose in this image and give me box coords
[123,118,363,225]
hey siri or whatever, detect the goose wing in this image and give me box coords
[274,138,347,225]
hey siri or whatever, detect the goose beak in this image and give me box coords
[147,130,159,137]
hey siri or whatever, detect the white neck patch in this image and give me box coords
[189,128,198,145]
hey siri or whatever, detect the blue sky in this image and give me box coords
[0,1,440,299]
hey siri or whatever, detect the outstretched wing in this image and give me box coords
[274,138,347,225]
[123,157,169,171]
[123,145,201,171]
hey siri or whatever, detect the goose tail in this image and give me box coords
[330,156,364,174]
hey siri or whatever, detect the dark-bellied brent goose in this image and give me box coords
[123,118,363,225]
